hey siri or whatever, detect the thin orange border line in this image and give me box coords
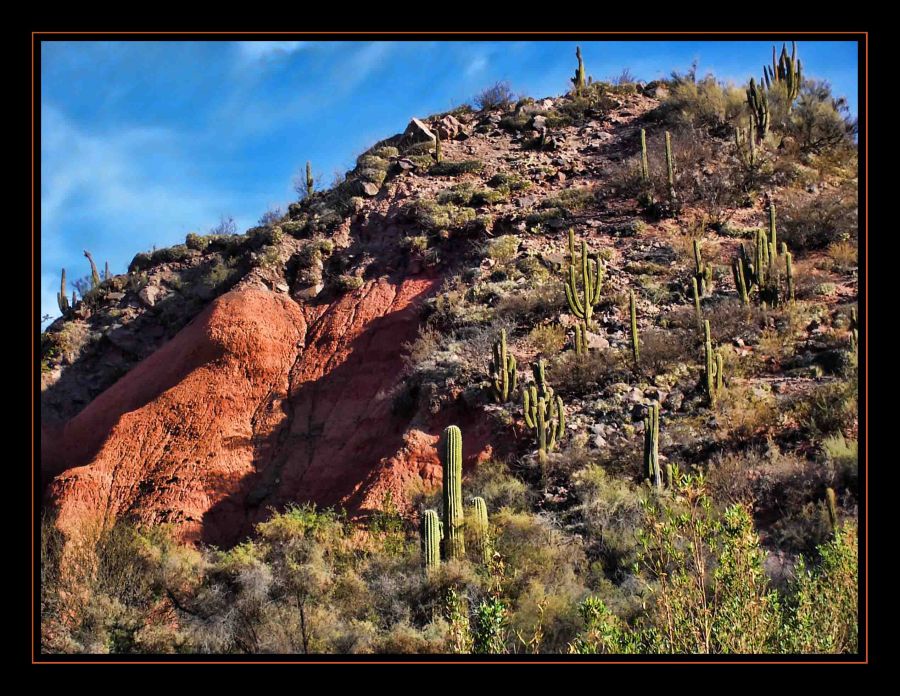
[32,30,868,666]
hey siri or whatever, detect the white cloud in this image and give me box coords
[465,55,488,76]
[236,41,309,61]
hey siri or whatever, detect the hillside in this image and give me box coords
[39,63,860,655]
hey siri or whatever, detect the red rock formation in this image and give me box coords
[45,276,494,547]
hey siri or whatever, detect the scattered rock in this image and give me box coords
[138,284,164,307]
[433,114,464,140]
[358,181,381,197]
[401,118,435,145]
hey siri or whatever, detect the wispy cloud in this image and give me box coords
[217,42,395,137]
[465,55,488,76]
[236,41,309,62]
[40,104,233,323]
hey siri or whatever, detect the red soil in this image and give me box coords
[45,277,493,547]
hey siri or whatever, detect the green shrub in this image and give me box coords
[778,184,858,251]
[780,522,858,653]
[485,235,520,264]
[333,274,364,292]
[528,323,566,356]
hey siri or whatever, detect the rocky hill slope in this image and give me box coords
[40,81,859,553]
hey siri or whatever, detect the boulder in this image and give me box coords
[358,181,381,197]
[138,284,164,307]
[401,118,436,145]
[434,114,464,140]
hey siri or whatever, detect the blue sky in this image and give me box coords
[39,39,859,325]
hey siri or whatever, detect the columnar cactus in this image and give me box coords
[441,425,465,560]
[567,228,576,265]
[746,77,769,143]
[643,402,661,489]
[629,290,640,367]
[84,250,100,289]
[524,378,565,461]
[489,329,517,402]
[692,277,702,324]
[421,509,443,574]
[825,487,838,534]
[640,128,649,182]
[783,243,795,304]
[57,268,70,314]
[735,222,792,308]
[435,128,443,163]
[768,197,778,259]
[564,238,604,329]
[735,122,757,166]
[572,46,585,96]
[732,257,749,305]
[693,239,713,296]
[764,42,802,109]
[306,161,314,198]
[665,131,676,203]
[573,321,588,355]
[532,358,552,400]
[703,320,724,405]
[470,497,491,565]
[104,261,110,282]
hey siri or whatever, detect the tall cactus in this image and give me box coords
[57,268,70,314]
[692,277,702,324]
[693,239,713,297]
[572,46,585,96]
[104,261,111,282]
[665,131,677,204]
[644,402,661,489]
[783,243,795,304]
[533,359,552,398]
[764,42,802,110]
[305,161,315,198]
[441,425,465,560]
[470,497,491,565]
[489,329,517,402]
[746,78,769,143]
[84,250,100,289]
[421,509,443,574]
[768,197,778,260]
[703,320,724,405]
[435,128,443,163]
[564,238,604,329]
[524,380,565,461]
[735,220,792,308]
[735,122,757,166]
[732,257,749,305]
[640,128,649,182]
[629,291,640,367]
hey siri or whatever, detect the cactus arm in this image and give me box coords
[84,250,100,289]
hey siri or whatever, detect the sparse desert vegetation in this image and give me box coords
[40,41,860,657]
